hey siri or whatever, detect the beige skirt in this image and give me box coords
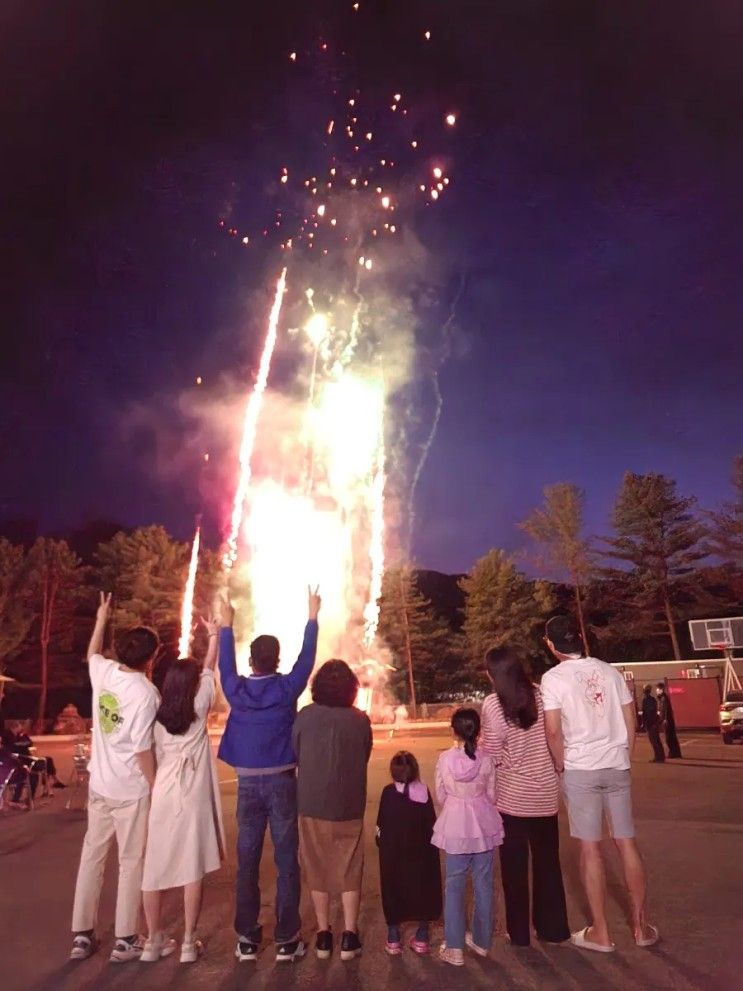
[298,815,364,894]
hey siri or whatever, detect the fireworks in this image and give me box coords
[223,267,287,570]
[178,521,201,659]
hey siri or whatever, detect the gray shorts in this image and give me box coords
[561,768,635,841]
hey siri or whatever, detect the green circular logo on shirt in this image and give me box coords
[99,692,123,735]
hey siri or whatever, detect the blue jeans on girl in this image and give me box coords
[444,850,495,951]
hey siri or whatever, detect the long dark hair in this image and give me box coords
[156,658,200,735]
[451,708,480,760]
[390,750,419,796]
[485,646,538,730]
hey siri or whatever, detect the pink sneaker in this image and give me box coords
[409,937,429,955]
[385,941,402,956]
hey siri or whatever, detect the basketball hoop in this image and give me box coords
[711,642,732,654]
[688,619,743,702]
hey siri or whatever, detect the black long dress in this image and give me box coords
[376,784,443,925]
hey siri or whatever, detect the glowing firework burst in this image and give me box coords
[178,521,201,658]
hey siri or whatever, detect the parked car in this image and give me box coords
[719,691,743,744]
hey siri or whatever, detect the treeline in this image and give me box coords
[1,459,741,724]
[379,461,743,709]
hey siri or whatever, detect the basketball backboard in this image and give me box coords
[688,617,743,651]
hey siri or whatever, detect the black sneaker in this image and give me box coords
[316,930,333,960]
[70,933,99,961]
[235,938,259,962]
[109,935,144,963]
[340,931,362,961]
[276,939,307,963]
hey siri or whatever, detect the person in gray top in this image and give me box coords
[292,660,372,962]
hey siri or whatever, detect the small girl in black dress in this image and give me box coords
[376,751,443,955]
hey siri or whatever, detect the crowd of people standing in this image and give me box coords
[67,590,660,967]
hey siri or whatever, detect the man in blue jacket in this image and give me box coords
[219,586,321,964]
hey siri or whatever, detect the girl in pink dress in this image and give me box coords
[432,708,504,966]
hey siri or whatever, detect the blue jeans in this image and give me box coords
[235,771,300,943]
[444,851,495,951]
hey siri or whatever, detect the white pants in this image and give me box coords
[71,789,150,937]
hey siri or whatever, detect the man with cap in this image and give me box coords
[641,684,666,763]
[540,616,658,953]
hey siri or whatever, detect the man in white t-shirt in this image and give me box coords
[541,616,658,953]
[69,593,161,964]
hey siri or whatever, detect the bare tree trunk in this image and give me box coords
[36,574,56,734]
[662,588,681,660]
[399,572,417,719]
[573,580,589,652]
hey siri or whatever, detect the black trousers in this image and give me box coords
[499,813,571,946]
[647,724,666,761]
[665,723,682,759]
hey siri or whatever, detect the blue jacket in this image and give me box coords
[217,621,318,770]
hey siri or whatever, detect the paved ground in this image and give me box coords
[2,730,741,991]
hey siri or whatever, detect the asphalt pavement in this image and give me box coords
[1,730,741,991]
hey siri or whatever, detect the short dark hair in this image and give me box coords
[390,750,419,790]
[116,626,159,670]
[311,659,359,708]
[451,707,480,761]
[485,645,538,730]
[157,658,200,735]
[643,683,653,693]
[250,635,280,674]
[656,682,665,690]
[545,616,583,656]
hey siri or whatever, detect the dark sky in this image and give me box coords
[1,1,742,574]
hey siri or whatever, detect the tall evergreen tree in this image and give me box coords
[460,549,554,678]
[520,483,591,647]
[707,455,743,566]
[604,472,707,660]
[26,538,86,730]
[377,566,460,712]
[0,539,33,685]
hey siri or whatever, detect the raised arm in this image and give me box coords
[284,586,321,699]
[217,600,249,707]
[87,592,112,661]
[200,607,223,672]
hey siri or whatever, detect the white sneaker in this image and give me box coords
[70,934,99,960]
[180,938,204,963]
[139,933,178,963]
[110,936,145,963]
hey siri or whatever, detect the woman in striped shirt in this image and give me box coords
[480,646,570,947]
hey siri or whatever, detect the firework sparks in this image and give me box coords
[363,439,386,647]
[178,521,201,658]
[223,267,288,570]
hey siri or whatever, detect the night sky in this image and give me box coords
[2,1,741,574]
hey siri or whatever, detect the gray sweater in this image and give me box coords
[292,703,373,821]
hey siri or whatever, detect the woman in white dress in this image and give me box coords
[141,612,225,963]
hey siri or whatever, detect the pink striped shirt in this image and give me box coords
[480,689,559,817]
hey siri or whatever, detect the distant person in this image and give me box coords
[541,616,658,952]
[641,685,666,763]
[481,646,570,947]
[292,660,373,962]
[2,721,66,799]
[376,750,442,956]
[219,586,320,964]
[656,683,682,759]
[140,610,226,964]
[70,593,161,963]
[432,708,504,967]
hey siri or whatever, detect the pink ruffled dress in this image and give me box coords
[431,746,504,855]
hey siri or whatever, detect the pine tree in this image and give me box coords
[520,483,591,647]
[0,539,33,687]
[376,566,458,712]
[604,472,707,660]
[460,549,554,678]
[26,538,86,731]
[94,526,190,648]
[707,455,743,566]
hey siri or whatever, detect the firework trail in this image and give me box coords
[363,435,386,647]
[223,266,288,570]
[178,520,201,658]
[406,270,467,555]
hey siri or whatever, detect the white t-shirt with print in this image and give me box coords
[88,654,159,801]
[541,656,633,771]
